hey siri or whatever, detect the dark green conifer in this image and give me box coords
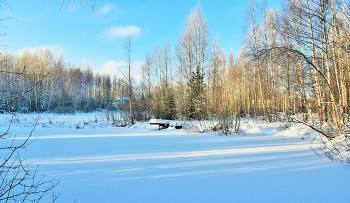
[184,68,207,120]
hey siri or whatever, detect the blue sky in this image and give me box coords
[1,0,280,76]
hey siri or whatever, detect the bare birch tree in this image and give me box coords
[176,2,210,119]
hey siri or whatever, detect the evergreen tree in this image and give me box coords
[185,68,207,120]
[164,90,177,120]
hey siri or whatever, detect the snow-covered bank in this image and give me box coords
[0,112,137,131]
[1,113,349,202]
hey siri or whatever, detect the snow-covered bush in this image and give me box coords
[183,113,241,135]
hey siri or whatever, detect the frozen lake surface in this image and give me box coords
[1,113,349,202]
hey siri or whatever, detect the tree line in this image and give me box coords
[242,0,350,136]
[0,48,132,113]
[2,0,350,135]
[140,0,350,132]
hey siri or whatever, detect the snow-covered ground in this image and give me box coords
[1,113,349,202]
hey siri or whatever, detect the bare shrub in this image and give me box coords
[183,111,242,135]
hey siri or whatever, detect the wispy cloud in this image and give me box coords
[16,44,68,57]
[97,3,117,15]
[100,60,120,76]
[99,60,143,81]
[100,25,142,39]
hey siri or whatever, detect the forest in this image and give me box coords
[1,0,350,135]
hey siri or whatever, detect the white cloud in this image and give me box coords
[131,60,144,81]
[98,60,143,81]
[16,44,68,57]
[98,3,116,15]
[102,16,119,23]
[100,25,141,38]
[100,60,120,76]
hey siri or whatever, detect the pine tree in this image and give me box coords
[165,90,177,120]
[185,68,207,120]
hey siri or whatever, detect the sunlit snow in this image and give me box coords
[1,113,349,203]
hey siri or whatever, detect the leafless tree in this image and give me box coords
[61,0,96,13]
[176,2,210,119]
[0,122,60,202]
[0,69,60,202]
[243,0,350,163]
[118,34,135,124]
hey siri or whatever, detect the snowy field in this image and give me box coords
[1,113,350,202]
